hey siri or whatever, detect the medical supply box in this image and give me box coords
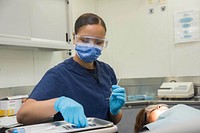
[157,82,194,98]
[0,99,22,116]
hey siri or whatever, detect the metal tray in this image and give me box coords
[5,117,114,133]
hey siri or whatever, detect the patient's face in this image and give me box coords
[146,104,169,123]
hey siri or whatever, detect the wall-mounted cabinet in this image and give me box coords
[0,0,30,38]
[0,0,72,50]
[0,48,35,88]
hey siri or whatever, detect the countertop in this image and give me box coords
[124,96,200,108]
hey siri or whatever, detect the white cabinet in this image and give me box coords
[0,48,35,88]
[30,0,68,42]
[0,0,31,38]
[0,0,72,50]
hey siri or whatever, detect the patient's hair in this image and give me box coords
[134,108,146,133]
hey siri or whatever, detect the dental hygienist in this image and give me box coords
[17,13,126,128]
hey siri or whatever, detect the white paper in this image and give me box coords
[174,10,200,43]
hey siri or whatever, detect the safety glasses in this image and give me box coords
[142,104,168,126]
[75,34,108,49]
[145,104,168,113]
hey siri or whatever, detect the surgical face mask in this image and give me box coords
[75,43,102,63]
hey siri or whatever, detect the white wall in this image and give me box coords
[1,0,200,97]
[96,0,200,78]
[70,0,96,21]
[168,0,200,76]
[96,0,170,78]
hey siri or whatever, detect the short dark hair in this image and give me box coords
[74,13,107,34]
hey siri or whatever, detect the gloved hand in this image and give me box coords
[54,96,88,128]
[109,85,126,115]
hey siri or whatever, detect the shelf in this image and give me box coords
[0,34,72,50]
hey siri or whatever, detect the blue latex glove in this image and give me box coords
[54,96,88,128]
[109,85,126,115]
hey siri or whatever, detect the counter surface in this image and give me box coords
[124,96,200,108]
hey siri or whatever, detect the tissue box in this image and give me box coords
[0,99,22,116]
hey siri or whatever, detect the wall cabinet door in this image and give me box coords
[0,48,35,88]
[30,0,69,42]
[0,0,31,38]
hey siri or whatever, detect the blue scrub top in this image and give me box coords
[29,57,117,121]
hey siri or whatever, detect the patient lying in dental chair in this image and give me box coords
[134,104,200,133]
